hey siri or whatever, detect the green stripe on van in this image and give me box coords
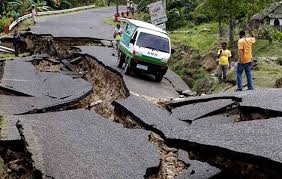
[134,55,167,66]
[119,44,133,58]
[119,44,167,66]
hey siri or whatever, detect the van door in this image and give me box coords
[121,23,137,47]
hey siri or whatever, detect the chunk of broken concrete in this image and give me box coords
[16,109,160,179]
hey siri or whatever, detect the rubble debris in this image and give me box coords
[35,59,62,72]
[76,55,129,119]
[0,141,34,179]
[61,59,76,71]
[149,133,187,179]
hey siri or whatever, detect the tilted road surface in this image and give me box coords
[0,6,282,179]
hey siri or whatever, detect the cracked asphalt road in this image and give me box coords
[1,5,282,179]
[77,46,189,100]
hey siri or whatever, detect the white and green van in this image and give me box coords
[118,19,172,82]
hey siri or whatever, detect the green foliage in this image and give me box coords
[0,16,11,32]
[258,25,276,42]
[253,59,282,87]
[274,31,282,42]
[277,57,282,65]
[169,23,218,53]
[253,39,282,57]
[193,13,208,25]
[167,8,187,30]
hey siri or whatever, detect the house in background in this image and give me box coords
[251,1,282,31]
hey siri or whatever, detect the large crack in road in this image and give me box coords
[0,34,192,178]
[1,26,282,179]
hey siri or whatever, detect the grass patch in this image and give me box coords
[0,53,15,59]
[169,23,221,53]
[104,17,127,27]
[253,40,282,58]
[0,157,9,178]
[253,60,282,87]
[11,18,34,33]
[211,59,282,92]
[0,115,8,139]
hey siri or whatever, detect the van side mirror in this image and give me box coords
[171,49,175,54]
[130,39,135,44]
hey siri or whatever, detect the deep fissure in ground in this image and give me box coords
[1,34,192,178]
[2,33,282,178]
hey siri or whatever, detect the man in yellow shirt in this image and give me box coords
[236,29,256,91]
[217,42,231,82]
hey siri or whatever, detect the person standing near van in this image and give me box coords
[236,28,256,91]
[13,30,22,57]
[217,42,231,82]
[32,5,37,25]
[127,0,130,12]
[114,24,123,49]
[129,1,134,12]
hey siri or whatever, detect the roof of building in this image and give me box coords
[251,1,282,20]
[126,19,167,34]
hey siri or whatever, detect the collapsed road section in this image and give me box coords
[0,33,191,178]
[112,89,282,178]
[1,32,282,179]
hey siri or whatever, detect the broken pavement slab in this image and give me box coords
[176,150,221,179]
[113,93,282,178]
[0,60,92,99]
[112,94,189,137]
[170,99,235,122]
[166,117,282,178]
[17,109,160,179]
[0,88,90,115]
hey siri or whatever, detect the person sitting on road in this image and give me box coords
[217,42,232,82]
[114,24,123,50]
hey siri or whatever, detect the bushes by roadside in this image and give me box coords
[0,17,11,33]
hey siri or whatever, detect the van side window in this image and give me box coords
[122,23,137,46]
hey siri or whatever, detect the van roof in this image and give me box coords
[126,19,167,34]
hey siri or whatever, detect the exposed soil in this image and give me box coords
[149,133,187,179]
[0,142,33,179]
[25,33,107,59]
[34,60,62,72]
[76,55,129,119]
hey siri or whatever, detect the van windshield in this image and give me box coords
[136,32,170,53]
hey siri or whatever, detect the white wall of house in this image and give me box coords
[270,18,282,26]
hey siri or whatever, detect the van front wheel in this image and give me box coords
[124,63,131,75]
[118,52,125,68]
[155,74,163,82]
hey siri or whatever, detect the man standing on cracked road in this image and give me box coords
[217,42,231,82]
[236,27,256,91]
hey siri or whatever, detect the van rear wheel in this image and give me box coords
[155,74,163,82]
